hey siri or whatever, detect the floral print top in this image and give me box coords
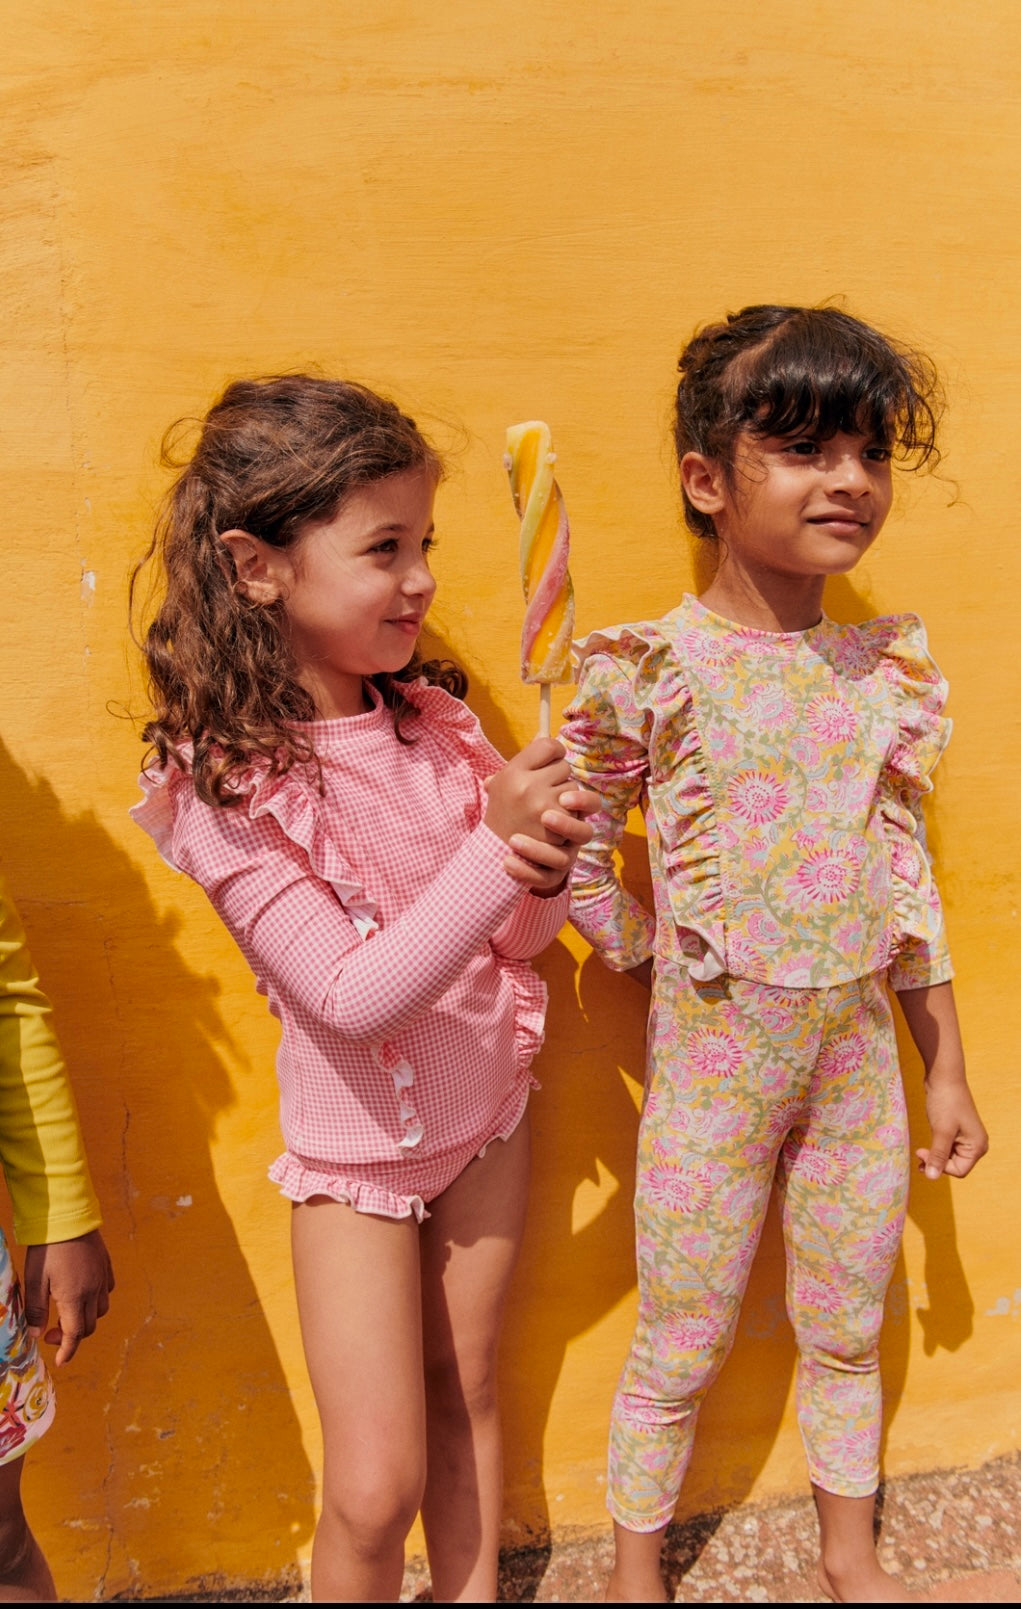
[560,595,953,991]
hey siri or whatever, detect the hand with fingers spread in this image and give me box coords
[24,1229,115,1367]
[484,737,599,893]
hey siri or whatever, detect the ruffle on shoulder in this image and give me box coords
[129,757,191,870]
[130,750,379,941]
[397,678,502,782]
[574,620,670,680]
[860,614,952,952]
[574,618,726,981]
[858,614,951,781]
[246,766,379,938]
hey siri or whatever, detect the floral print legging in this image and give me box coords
[609,963,908,1530]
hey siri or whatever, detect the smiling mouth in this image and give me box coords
[809,515,868,532]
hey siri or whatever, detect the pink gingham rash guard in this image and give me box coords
[131,681,568,1220]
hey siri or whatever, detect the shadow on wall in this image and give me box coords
[501,922,647,1578]
[0,738,314,1599]
[419,640,643,1587]
[441,572,977,1595]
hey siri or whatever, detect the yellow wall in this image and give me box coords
[2,1,1019,1595]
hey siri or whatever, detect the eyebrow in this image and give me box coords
[366,521,436,538]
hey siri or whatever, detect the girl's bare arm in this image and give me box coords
[894,980,988,1180]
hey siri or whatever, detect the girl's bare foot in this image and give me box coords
[817,1556,924,1602]
[813,1485,930,1603]
[606,1519,670,1602]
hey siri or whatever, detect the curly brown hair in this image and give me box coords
[132,375,466,807]
[674,305,945,539]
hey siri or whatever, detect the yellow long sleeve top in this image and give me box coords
[0,873,102,1245]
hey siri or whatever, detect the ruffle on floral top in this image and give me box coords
[561,596,952,991]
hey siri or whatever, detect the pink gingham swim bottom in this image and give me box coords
[269,1078,532,1223]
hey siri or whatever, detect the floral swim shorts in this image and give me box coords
[0,1228,54,1465]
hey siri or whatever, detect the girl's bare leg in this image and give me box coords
[0,1458,55,1601]
[814,1487,919,1603]
[606,1519,670,1603]
[419,1115,531,1603]
[292,1197,424,1603]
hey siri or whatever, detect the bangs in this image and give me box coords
[726,308,941,465]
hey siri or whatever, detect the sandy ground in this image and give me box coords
[148,1448,1020,1602]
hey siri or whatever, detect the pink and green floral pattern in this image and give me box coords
[561,596,952,991]
[608,965,907,1528]
[559,596,955,1529]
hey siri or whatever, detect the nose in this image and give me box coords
[403,553,437,599]
[827,444,870,496]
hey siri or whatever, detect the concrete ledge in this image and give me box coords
[122,1449,1021,1601]
[408,1449,1021,1602]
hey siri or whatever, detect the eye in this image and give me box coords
[864,445,892,463]
[422,535,437,554]
[782,438,821,457]
[369,537,399,554]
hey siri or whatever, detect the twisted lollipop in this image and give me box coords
[504,420,575,737]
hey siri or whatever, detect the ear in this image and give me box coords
[217,529,290,605]
[680,452,727,516]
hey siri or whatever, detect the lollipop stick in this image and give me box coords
[538,683,552,739]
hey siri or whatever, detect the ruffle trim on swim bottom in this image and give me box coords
[268,1153,428,1222]
[268,1084,533,1225]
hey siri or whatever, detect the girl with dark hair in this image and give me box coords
[130,375,597,1602]
[561,307,988,1601]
